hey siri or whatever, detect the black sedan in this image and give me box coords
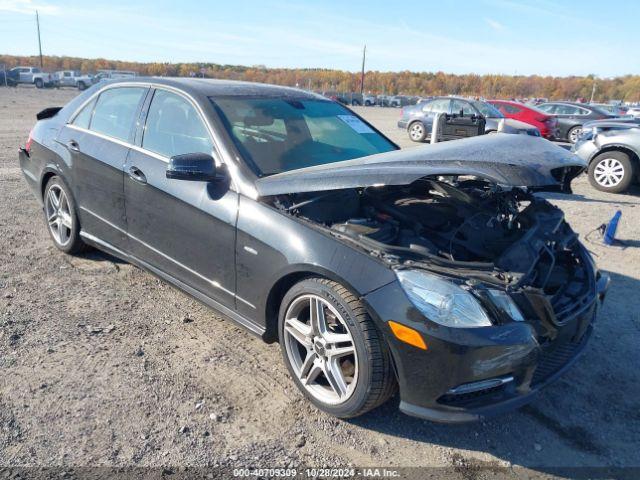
[19,78,608,422]
[537,102,615,143]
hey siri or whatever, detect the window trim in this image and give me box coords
[139,87,217,162]
[66,82,243,194]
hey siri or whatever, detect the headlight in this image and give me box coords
[487,290,525,322]
[396,270,492,328]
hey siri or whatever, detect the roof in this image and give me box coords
[106,76,323,100]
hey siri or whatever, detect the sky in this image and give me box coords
[0,0,638,77]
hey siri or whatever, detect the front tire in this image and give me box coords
[77,81,86,91]
[588,151,635,193]
[43,176,87,254]
[278,278,396,418]
[35,78,43,89]
[567,125,582,144]
[408,121,427,142]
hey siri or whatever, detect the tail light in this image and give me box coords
[25,129,33,155]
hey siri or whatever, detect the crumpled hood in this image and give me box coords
[255,134,586,197]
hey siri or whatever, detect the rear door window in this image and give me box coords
[142,89,213,158]
[423,99,451,113]
[90,87,147,142]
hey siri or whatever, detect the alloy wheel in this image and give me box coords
[594,158,625,188]
[45,184,73,247]
[283,294,358,405]
[569,127,582,143]
[409,123,424,141]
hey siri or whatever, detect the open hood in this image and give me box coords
[255,134,586,197]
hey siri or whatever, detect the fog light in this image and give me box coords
[446,376,513,395]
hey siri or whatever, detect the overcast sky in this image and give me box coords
[0,0,637,77]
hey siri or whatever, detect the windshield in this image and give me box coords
[472,101,504,118]
[210,97,396,176]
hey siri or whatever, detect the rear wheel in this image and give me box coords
[43,176,87,254]
[408,121,427,142]
[77,81,86,91]
[279,278,396,418]
[588,151,635,193]
[567,125,582,144]
[34,78,43,89]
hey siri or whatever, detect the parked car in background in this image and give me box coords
[398,97,540,142]
[573,120,640,193]
[93,70,137,82]
[363,94,376,106]
[626,106,640,118]
[55,70,94,90]
[536,102,614,143]
[10,66,58,88]
[589,103,628,117]
[389,95,418,108]
[0,68,19,86]
[488,100,559,140]
[19,78,605,422]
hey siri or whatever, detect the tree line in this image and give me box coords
[2,54,639,102]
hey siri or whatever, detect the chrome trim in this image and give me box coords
[446,376,514,395]
[243,246,258,255]
[79,206,254,309]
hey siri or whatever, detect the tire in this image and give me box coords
[408,121,427,142]
[77,81,86,91]
[43,176,87,254]
[35,78,43,89]
[567,125,582,144]
[278,278,396,418]
[588,151,635,193]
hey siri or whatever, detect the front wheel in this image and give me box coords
[43,176,87,254]
[34,78,43,89]
[408,121,427,142]
[588,151,635,193]
[279,278,396,418]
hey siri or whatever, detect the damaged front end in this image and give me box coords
[268,171,608,421]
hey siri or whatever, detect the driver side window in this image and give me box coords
[143,90,213,159]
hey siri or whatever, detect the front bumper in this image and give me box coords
[363,271,609,423]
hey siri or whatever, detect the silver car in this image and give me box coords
[573,119,640,193]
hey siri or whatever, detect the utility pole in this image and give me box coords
[359,44,366,95]
[36,10,43,68]
[589,79,597,103]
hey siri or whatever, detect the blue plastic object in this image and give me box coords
[604,210,622,245]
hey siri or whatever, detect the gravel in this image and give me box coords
[1,87,639,477]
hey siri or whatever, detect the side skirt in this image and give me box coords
[79,231,266,338]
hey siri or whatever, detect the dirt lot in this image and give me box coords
[1,87,639,478]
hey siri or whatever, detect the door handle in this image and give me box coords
[128,166,147,184]
[66,140,80,152]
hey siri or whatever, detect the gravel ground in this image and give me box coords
[1,87,639,478]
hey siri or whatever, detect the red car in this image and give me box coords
[488,100,559,140]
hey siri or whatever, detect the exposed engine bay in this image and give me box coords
[272,176,594,315]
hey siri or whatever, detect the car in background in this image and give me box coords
[10,66,58,88]
[0,68,19,86]
[573,120,640,193]
[589,103,628,117]
[55,70,94,90]
[626,106,640,118]
[488,100,559,139]
[398,97,540,142]
[536,102,614,143]
[93,70,137,82]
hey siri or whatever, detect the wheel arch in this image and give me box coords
[589,144,640,168]
[262,264,374,344]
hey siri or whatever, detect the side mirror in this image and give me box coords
[166,153,219,182]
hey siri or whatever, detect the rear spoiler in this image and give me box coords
[36,107,62,121]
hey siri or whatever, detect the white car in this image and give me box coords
[55,70,94,90]
[10,66,57,88]
[626,106,640,118]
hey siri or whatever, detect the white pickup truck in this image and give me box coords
[10,66,58,88]
[55,70,94,90]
